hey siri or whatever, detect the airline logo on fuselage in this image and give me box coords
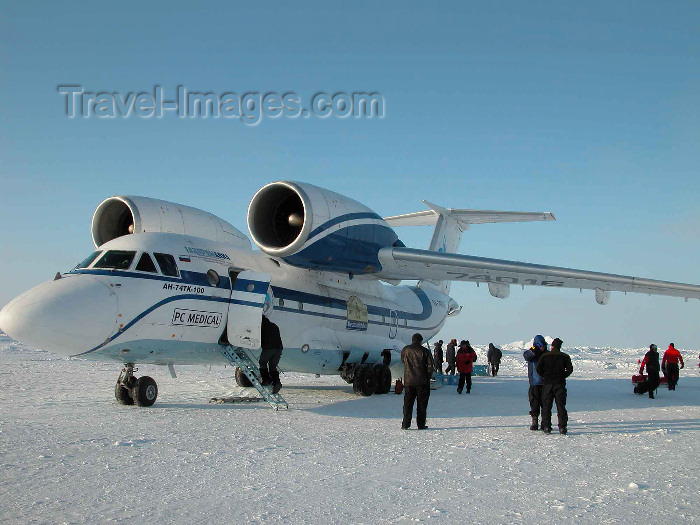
[172,308,222,328]
[183,246,231,260]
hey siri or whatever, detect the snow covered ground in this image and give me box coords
[1,332,698,524]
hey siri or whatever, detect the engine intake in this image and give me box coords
[248,181,401,273]
[92,196,250,249]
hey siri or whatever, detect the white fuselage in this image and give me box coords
[0,233,451,377]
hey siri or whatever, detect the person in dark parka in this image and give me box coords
[401,333,433,430]
[487,343,503,376]
[536,337,573,435]
[456,340,477,394]
[635,344,660,398]
[523,335,548,430]
[259,315,284,393]
[444,339,457,375]
[433,340,444,374]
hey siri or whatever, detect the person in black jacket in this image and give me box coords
[635,344,660,398]
[401,333,433,430]
[260,315,284,393]
[487,343,503,376]
[444,339,457,375]
[535,337,573,435]
[433,340,444,374]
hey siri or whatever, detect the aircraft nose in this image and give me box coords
[0,275,119,355]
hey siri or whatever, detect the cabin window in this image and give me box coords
[206,269,220,287]
[75,251,102,269]
[135,253,158,273]
[154,253,179,277]
[93,250,136,270]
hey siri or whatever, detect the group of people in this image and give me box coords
[402,333,574,433]
[635,342,686,398]
[523,335,574,435]
[432,339,503,380]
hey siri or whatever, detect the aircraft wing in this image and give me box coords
[376,247,700,300]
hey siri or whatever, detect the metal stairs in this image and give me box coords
[219,345,288,410]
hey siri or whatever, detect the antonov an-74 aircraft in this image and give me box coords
[1,181,699,407]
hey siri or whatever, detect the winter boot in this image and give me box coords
[529,414,539,431]
[259,369,272,386]
[559,427,567,435]
[542,427,552,434]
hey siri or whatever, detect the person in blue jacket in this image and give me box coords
[523,335,548,430]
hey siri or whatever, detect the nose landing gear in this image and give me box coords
[115,363,158,407]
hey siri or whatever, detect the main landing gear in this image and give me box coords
[340,363,392,397]
[114,363,158,407]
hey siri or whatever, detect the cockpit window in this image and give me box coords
[75,251,102,269]
[135,253,158,273]
[154,253,179,277]
[93,250,136,270]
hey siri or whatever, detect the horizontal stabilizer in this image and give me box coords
[384,204,555,228]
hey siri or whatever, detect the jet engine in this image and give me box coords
[247,181,403,274]
[91,196,251,249]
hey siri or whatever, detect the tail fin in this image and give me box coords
[422,202,467,294]
[384,202,555,294]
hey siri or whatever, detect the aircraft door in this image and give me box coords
[226,270,272,349]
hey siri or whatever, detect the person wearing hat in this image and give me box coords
[535,337,573,435]
[636,344,661,398]
[444,339,457,375]
[456,340,478,394]
[400,333,433,430]
[523,335,548,431]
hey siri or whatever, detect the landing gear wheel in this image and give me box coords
[114,382,134,405]
[235,367,253,387]
[352,366,365,395]
[132,376,158,407]
[373,364,392,395]
[353,364,376,396]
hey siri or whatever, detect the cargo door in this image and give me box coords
[226,270,271,349]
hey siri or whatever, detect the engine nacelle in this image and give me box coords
[91,196,251,249]
[247,181,402,273]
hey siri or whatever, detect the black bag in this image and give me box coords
[634,380,651,395]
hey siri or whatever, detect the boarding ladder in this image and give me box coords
[219,345,288,410]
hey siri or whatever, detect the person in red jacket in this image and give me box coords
[662,343,685,391]
[456,340,477,394]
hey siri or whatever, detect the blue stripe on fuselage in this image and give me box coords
[66,271,436,357]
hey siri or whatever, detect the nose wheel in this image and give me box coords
[115,363,158,407]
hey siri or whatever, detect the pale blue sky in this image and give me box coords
[1,1,699,347]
